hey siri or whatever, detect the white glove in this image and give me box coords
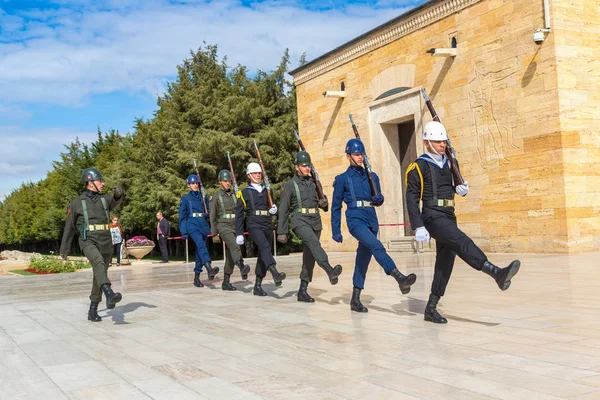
[268,205,278,215]
[455,181,469,196]
[415,227,430,242]
[236,235,244,245]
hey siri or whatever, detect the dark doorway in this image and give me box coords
[398,120,417,236]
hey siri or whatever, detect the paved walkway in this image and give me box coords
[1,252,599,399]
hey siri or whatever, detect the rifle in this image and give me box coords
[421,88,465,185]
[293,130,326,200]
[348,114,378,195]
[226,152,239,194]
[253,140,274,208]
[192,159,208,213]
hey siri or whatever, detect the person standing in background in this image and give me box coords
[156,211,170,263]
[109,216,123,267]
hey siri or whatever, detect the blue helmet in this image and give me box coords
[345,138,365,154]
[187,174,199,184]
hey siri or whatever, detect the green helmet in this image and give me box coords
[218,169,232,181]
[294,151,312,166]
[81,168,104,182]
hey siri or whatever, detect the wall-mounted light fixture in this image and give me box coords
[323,81,346,98]
[426,36,457,57]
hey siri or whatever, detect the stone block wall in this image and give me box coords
[293,0,599,253]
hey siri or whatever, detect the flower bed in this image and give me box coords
[28,255,91,274]
[126,236,155,247]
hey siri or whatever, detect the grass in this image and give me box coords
[10,269,37,276]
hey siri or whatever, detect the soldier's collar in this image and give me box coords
[419,153,449,169]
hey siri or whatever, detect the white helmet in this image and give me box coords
[246,162,262,174]
[423,121,448,141]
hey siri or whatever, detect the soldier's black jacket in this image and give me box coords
[235,185,274,235]
[277,175,325,235]
[406,154,455,230]
[209,187,237,235]
[59,189,119,255]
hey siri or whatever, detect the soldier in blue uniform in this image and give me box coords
[331,139,417,312]
[406,121,520,324]
[179,174,219,288]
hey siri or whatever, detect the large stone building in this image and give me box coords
[289,0,599,254]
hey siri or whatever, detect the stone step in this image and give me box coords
[386,237,435,253]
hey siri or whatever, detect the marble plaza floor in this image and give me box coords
[1,251,600,400]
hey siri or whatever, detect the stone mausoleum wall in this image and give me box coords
[291,0,600,253]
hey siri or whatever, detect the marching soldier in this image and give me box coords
[277,151,342,302]
[59,168,123,322]
[179,174,219,288]
[235,162,285,296]
[209,169,251,290]
[406,121,520,324]
[332,139,417,313]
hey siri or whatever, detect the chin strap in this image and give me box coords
[348,154,362,168]
[90,181,102,193]
[426,140,442,156]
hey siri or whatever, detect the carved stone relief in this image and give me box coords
[468,60,522,167]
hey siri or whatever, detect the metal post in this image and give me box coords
[185,239,189,264]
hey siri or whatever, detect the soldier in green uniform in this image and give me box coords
[277,151,343,302]
[210,169,251,291]
[59,168,123,322]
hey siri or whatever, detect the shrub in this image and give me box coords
[28,255,91,274]
[126,236,155,247]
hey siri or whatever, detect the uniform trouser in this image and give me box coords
[247,226,275,279]
[348,223,396,289]
[189,230,211,274]
[293,226,328,283]
[424,213,488,297]
[218,224,243,275]
[113,243,122,264]
[158,234,168,262]
[82,243,112,303]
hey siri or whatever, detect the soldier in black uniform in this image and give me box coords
[59,168,123,322]
[235,162,286,296]
[406,121,521,324]
[210,169,251,291]
[277,151,343,302]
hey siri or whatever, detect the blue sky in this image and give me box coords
[0,0,424,199]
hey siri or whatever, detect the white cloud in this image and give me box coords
[0,126,97,198]
[0,0,411,106]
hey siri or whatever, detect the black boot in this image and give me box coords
[88,302,102,322]
[322,262,343,285]
[193,272,204,287]
[222,273,237,291]
[267,264,286,287]
[107,301,115,310]
[237,260,251,280]
[350,287,368,313]
[482,260,520,291]
[204,262,220,280]
[100,284,122,309]
[297,280,315,303]
[253,277,268,296]
[424,294,447,324]
[390,268,417,294]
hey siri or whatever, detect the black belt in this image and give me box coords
[423,199,455,207]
